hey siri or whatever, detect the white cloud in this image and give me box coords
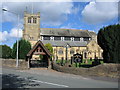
[0,31,8,42]
[9,28,23,38]
[81,1,118,24]
[0,28,23,42]
[1,1,73,26]
[95,0,119,2]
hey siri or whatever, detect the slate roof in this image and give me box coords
[40,28,91,37]
[42,40,88,47]
[88,31,97,37]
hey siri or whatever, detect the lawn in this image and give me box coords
[56,59,104,68]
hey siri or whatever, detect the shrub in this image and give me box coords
[0,45,12,58]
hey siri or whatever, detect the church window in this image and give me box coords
[28,17,31,23]
[64,37,71,41]
[70,49,74,54]
[43,36,50,40]
[33,17,37,23]
[83,37,89,41]
[58,48,63,54]
[54,36,61,40]
[74,37,80,41]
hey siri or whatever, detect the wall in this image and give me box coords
[87,40,103,59]
[2,59,28,69]
[53,46,87,60]
[52,62,119,78]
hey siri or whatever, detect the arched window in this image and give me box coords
[88,51,91,55]
[70,49,74,54]
[58,48,63,54]
[33,17,37,23]
[28,17,31,23]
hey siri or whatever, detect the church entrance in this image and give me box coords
[30,55,49,68]
[26,40,51,68]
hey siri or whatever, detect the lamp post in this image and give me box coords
[65,44,69,63]
[2,8,19,68]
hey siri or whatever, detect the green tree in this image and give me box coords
[97,24,120,63]
[12,39,31,59]
[45,43,53,60]
[45,43,53,54]
[0,45,12,59]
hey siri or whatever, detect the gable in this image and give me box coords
[87,40,100,52]
[27,40,51,57]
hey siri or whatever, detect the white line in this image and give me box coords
[83,78,89,80]
[25,78,69,88]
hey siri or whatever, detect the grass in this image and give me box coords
[56,60,67,64]
[56,59,104,68]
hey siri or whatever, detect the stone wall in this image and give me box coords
[52,62,120,78]
[1,59,28,69]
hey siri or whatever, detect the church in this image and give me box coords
[23,11,103,61]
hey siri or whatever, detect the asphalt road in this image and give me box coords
[1,67,119,88]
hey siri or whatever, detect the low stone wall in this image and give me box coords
[52,62,120,78]
[1,58,28,69]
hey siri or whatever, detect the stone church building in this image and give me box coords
[23,11,103,60]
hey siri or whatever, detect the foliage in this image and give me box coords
[39,54,43,60]
[97,24,120,63]
[45,43,53,54]
[0,45,12,59]
[45,43,53,60]
[12,39,31,59]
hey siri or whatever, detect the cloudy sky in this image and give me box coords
[0,0,119,47]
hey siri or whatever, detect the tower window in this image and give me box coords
[33,17,37,23]
[28,17,31,23]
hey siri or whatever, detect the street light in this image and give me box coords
[65,43,70,63]
[2,8,19,68]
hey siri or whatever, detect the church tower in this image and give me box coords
[23,11,40,42]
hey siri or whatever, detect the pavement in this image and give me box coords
[1,66,119,88]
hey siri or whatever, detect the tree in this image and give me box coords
[0,45,12,59]
[12,39,31,59]
[45,43,53,54]
[45,43,53,60]
[97,24,120,63]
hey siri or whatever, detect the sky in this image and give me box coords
[0,0,119,47]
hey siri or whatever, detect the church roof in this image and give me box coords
[88,31,97,37]
[40,28,92,37]
[42,40,87,47]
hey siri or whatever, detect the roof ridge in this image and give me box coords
[41,28,88,31]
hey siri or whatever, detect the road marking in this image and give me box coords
[25,78,69,88]
[82,77,89,80]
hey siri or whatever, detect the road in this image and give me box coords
[1,67,118,88]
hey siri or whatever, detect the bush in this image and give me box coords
[0,45,12,59]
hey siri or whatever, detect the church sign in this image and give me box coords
[73,53,83,63]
